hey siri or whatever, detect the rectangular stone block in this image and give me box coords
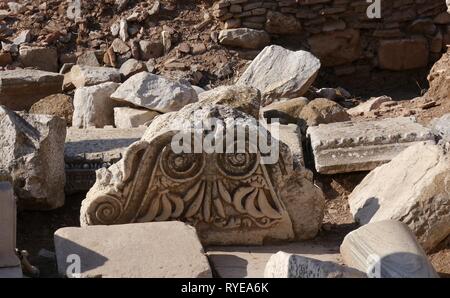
[0,69,63,111]
[307,117,435,174]
[54,222,212,278]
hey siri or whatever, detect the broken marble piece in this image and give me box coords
[72,82,121,128]
[340,220,439,278]
[265,252,365,278]
[54,222,212,278]
[80,102,324,245]
[237,45,320,105]
[0,107,66,210]
[111,72,198,113]
[65,127,146,194]
[307,117,435,174]
[0,69,64,111]
[348,142,450,252]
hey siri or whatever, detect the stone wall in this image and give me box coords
[212,0,449,75]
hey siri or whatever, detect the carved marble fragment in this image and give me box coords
[80,102,324,245]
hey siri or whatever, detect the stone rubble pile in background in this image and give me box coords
[212,0,448,74]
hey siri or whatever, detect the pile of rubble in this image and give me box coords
[0,0,449,279]
[0,0,247,87]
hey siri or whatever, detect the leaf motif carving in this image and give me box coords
[233,186,255,214]
[257,189,282,219]
[245,189,265,219]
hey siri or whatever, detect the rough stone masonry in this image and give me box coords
[213,0,449,75]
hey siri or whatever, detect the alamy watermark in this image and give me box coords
[66,254,81,278]
[170,117,280,165]
[367,0,382,19]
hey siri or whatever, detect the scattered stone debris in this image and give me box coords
[0,0,449,279]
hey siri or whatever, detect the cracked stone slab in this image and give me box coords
[54,222,212,278]
[307,117,435,174]
[64,127,146,194]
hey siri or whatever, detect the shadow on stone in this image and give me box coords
[368,252,439,278]
[355,197,380,223]
[207,254,248,278]
[65,138,141,154]
[53,235,108,278]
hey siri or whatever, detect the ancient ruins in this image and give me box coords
[0,0,449,279]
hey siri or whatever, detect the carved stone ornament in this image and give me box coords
[81,103,324,245]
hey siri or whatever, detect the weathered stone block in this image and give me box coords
[64,65,121,90]
[308,29,362,67]
[0,69,64,111]
[348,143,450,252]
[218,28,270,49]
[341,220,439,278]
[111,72,198,113]
[19,46,58,72]
[72,82,121,128]
[237,45,320,105]
[0,107,66,210]
[307,117,435,174]
[54,222,212,278]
